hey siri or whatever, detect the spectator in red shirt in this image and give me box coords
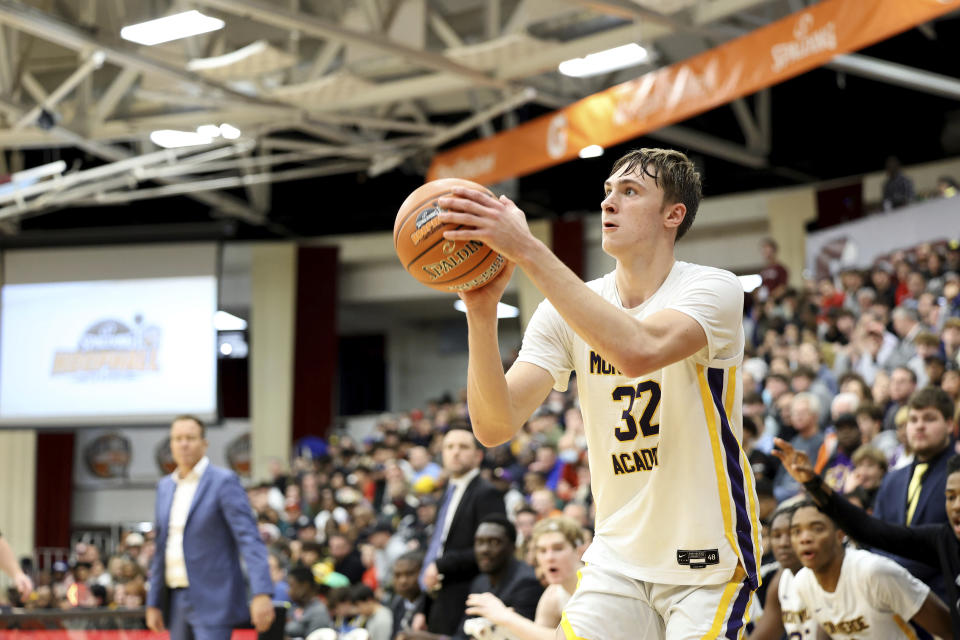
[817,277,845,320]
[759,238,789,302]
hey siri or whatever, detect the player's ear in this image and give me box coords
[835,527,846,546]
[663,201,686,231]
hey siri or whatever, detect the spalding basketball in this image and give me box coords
[394,178,506,293]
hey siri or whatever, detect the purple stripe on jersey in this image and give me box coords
[724,578,752,640]
[707,367,759,590]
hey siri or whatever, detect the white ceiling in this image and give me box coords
[0,0,799,229]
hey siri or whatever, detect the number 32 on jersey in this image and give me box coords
[610,380,661,476]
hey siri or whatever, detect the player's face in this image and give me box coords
[906,406,951,460]
[170,419,207,472]
[770,512,799,572]
[534,531,579,586]
[474,523,513,575]
[441,429,482,478]
[945,472,960,540]
[600,164,670,258]
[790,506,842,573]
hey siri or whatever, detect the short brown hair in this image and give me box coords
[907,386,955,422]
[915,332,941,347]
[609,148,702,240]
[172,414,206,438]
[530,516,584,551]
[851,445,888,471]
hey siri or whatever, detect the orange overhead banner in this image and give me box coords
[427,0,960,185]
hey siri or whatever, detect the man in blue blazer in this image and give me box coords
[146,415,275,640]
[872,387,955,598]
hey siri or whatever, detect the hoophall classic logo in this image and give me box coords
[52,315,161,379]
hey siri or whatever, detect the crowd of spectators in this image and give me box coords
[5,236,960,639]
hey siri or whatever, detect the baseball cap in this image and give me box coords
[125,532,145,547]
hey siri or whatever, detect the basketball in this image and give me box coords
[393,178,506,293]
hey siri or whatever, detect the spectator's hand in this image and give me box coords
[250,593,275,632]
[145,606,165,632]
[772,438,816,484]
[422,562,440,590]
[843,467,864,494]
[13,571,33,600]
[465,592,511,625]
[411,612,427,631]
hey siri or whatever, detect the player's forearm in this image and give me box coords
[465,308,520,446]
[0,537,23,579]
[514,241,651,377]
[489,610,555,640]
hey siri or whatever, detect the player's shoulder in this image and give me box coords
[673,261,739,285]
[777,566,794,588]
[791,566,815,592]
[585,271,615,295]
[847,547,906,578]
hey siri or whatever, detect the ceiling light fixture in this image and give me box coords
[149,129,215,149]
[559,43,650,78]
[454,300,520,319]
[219,124,242,139]
[149,123,242,149]
[579,144,604,159]
[121,10,225,46]
[215,310,248,331]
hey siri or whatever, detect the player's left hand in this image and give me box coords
[250,593,275,632]
[438,190,534,263]
[465,592,512,625]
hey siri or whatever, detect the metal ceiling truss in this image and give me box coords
[0,0,948,232]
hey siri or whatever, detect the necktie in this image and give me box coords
[420,483,455,590]
[905,462,929,525]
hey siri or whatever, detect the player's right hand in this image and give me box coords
[771,438,815,484]
[145,606,165,632]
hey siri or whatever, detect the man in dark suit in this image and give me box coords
[457,514,543,639]
[421,426,506,635]
[873,387,955,597]
[146,415,275,640]
[398,515,543,640]
[390,551,427,638]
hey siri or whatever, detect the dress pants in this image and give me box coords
[169,587,235,640]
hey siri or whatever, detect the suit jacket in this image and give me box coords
[427,474,505,635]
[872,444,951,597]
[147,462,273,628]
[453,558,544,640]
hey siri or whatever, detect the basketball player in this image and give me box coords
[437,148,761,639]
[787,500,951,638]
[748,505,824,640]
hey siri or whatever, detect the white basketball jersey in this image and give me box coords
[792,548,928,638]
[778,568,820,638]
[517,261,761,588]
